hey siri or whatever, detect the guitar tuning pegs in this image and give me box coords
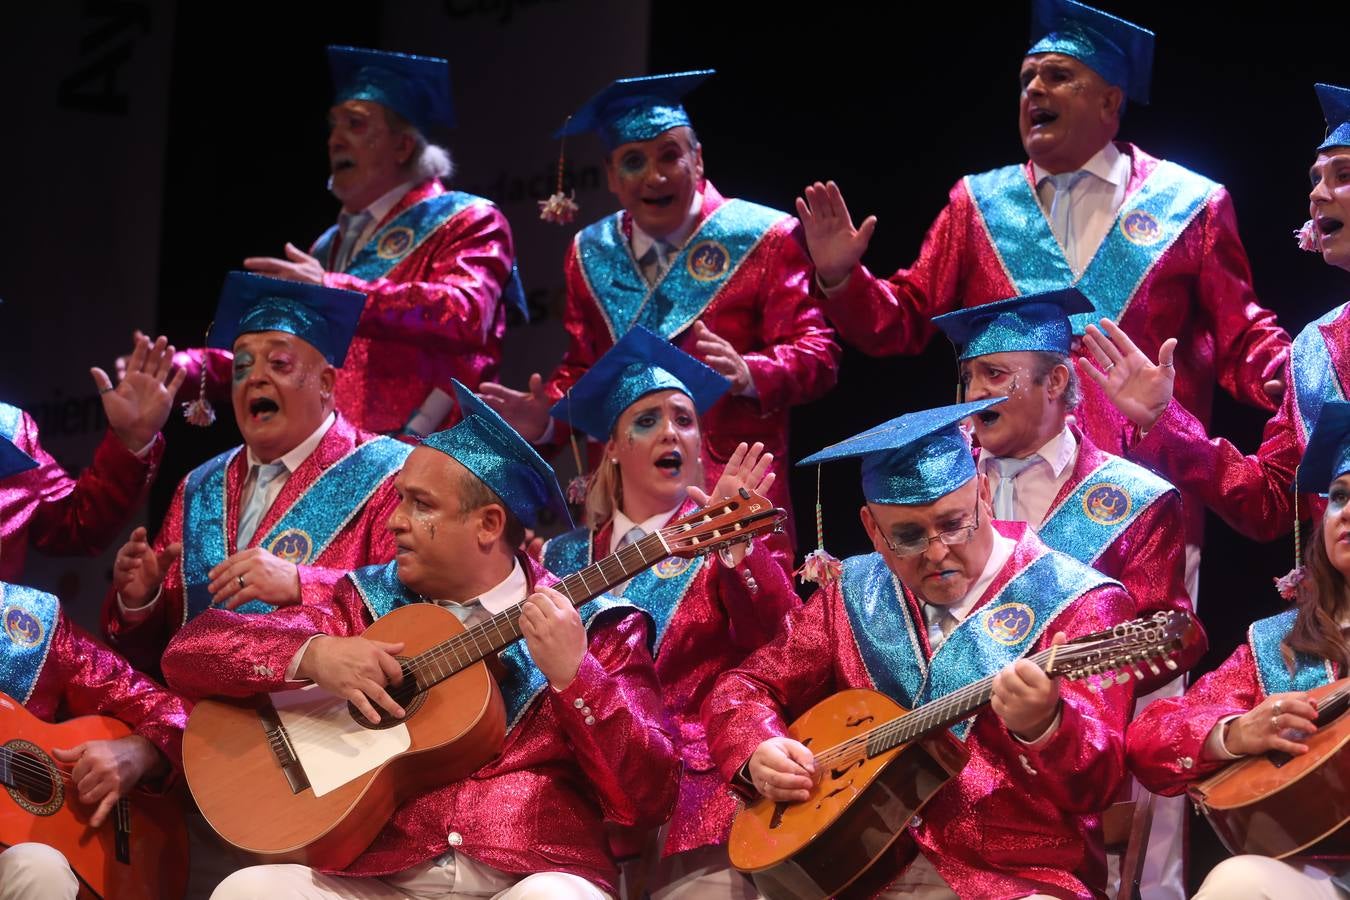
[1164,659,1178,671]
[1147,659,1161,676]
[1115,671,1131,685]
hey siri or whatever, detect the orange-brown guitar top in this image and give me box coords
[0,692,189,899]
[1192,675,1350,859]
[728,689,968,899]
[184,603,504,870]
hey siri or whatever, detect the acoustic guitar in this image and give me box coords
[184,488,784,870]
[0,692,188,900]
[728,609,1200,900]
[1191,675,1350,858]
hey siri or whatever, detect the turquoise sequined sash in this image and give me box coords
[1289,304,1349,447]
[1036,453,1172,565]
[1248,608,1334,697]
[0,582,59,704]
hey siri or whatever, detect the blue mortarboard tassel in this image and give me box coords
[932,287,1095,360]
[328,46,454,133]
[421,380,572,530]
[548,326,729,442]
[1027,0,1154,104]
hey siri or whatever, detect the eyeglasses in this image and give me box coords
[879,506,981,558]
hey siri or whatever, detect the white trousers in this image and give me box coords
[1193,855,1349,899]
[212,854,612,900]
[0,843,79,900]
[876,851,1058,900]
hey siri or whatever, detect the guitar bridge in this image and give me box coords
[257,704,311,794]
[115,797,131,864]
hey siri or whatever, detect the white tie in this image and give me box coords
[1045,170,1088,266]
[236,462,287,549]
[333,210,373,272]
[923,603,958,651]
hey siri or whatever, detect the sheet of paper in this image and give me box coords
[271,684,410,798]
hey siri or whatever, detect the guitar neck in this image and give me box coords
[852,646,1056,759]
[404,531,672,689]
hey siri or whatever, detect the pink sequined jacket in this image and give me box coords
[100,414,399,676]
[159,554,678,893]
[703,524,1135,899]
[0,404,161,583]
[821,144,1291,541]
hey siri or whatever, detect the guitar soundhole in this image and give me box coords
[845,714,875,728]
[769,802,788,830]
[831,758,865,780]
[2,740,62,816]
[349,658,429,730]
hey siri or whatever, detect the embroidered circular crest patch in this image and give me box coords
[1083,483,1132,526]
[983,602,1035,646]
[377,226,415,260]
[1119,209,1162,246]
[3,607,43,648]
[268,529,315,565]
[652,557,692,579]
[685,240,731,282]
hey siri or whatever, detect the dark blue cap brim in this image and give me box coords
[933,287,1094,359]
[207,272,365,367]
[556,70,714,150]
[0,434,38,482]
[1298,401,1350,493]
[328,45,454,131]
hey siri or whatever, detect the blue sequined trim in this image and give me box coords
[0,404,22,442]
[1249,609,1334,697]
[1037,454,1172,565]
[1290,303,1349,447]
[0,583,60,705]
[345,192,485,281]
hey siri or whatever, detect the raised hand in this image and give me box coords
[478,374,553,442]
[692,321,752,395]
[795,180,877,288]
[687,441,776,567]
[243,242,326,285]
[1076,318,1176,432]
[113,527,180,610]
[94,332,186,452]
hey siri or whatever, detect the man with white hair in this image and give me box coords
[216,46,525,438]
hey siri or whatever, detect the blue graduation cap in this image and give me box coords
[1297,401,1350,494]
[207,272,365,367]
[1028,0,1154,104]
[932,288,1095,360]
[799,399,1006,506]
[0,434,37,482]
[328,46,454,132]
[548,326,730,441]
[422,380,572,529]
[1316,83,1350,152]
[557,70,714,151]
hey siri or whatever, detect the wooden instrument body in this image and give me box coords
[184,603,505,869]
[727,689,969,900]
[1191,675,1350,858]
[0,693,188,899]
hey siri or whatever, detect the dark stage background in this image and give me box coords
[3,1,1347,889]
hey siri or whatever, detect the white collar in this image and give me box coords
[443,557,529,615]
[354,179,419,227]
[630,191,704,260]
[978,424,1078,479]
[609,502,685,556]
[246,412,336,472]
[933,530,1017,625]
[1032,141,1125,189]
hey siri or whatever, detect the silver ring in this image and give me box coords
[1104,363,1116,373]
[1160,361,1175,369]
[1273,714,1281,730]
[237,575,246,589]
[99,386,115,395]
[1274,700,1283,715]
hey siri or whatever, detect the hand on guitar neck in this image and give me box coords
[296,585,587,724]
[747,631,1070,801]
[1216,691,1319,760]
[49,734,165,827]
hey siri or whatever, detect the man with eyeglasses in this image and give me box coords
[703,401,1137,899]
[932,288,1201,690]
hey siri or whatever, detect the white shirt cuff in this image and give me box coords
[1204,715,1245,761]
[1014,707,1062,747]
[117,587,161,623]
[815,269,852,296]
[286,634,327,682]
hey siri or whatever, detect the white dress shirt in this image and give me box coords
[341,179,418,257]
[978,425,1079,528]
[607,503,685,557]
[629,191,704,276]
[924,529,1016,650]
[1031,140,1131,275]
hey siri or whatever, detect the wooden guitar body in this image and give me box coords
[183,603,505,868]
[1191,675,1350,858]
[728,689,968,899]
[0,693,188,899]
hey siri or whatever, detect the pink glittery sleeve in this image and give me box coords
[549,609,679,829]
[7,409,160,571]
[1130,392,1300,542]
[1198,190,1291,413]
[736,222,840,416]
[1127,642,1263,796]
[322,202,514,353]
[28,611,189,773]
[817,180,972,357]
[712,533,799,651]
